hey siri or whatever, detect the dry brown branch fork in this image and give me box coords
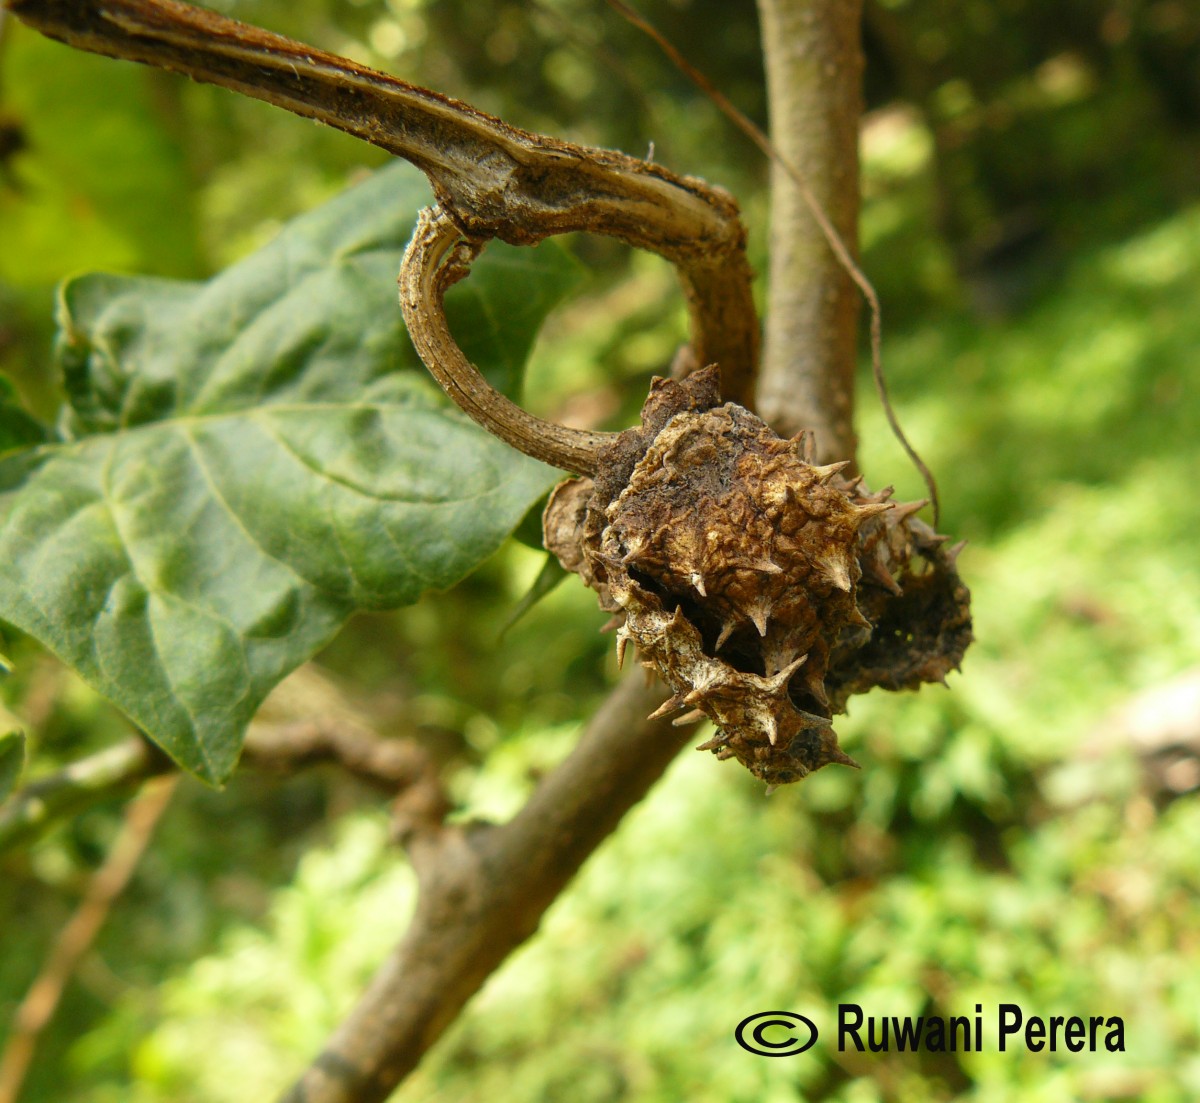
[6,1,971,1098]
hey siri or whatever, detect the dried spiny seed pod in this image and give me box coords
[544,365,972,789]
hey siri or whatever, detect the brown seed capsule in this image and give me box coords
[544,366,973,787]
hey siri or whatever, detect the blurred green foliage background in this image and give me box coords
[1,0,1199,1099]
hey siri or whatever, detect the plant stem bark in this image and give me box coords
[0,721,435,854]
[280,674,691,1103]
[755,0,864,461]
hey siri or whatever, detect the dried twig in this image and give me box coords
[0,719,438,854]
[0,775,178,1103]
[0,738,163,854]
[399,207,613,474]
[7,0,759,412]
[242,722,436,795]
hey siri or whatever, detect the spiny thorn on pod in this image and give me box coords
[849,604,873,629]
[864,553,903,595]
[827,748,862,770]
[755,654,808,694]
[891,499,929,523]
[647,694,686,721]
[762,640,801,679]
[761,712,779,746]
[749,558,783,575]
[796,706,835,728]
[715,620,736,651]
[946,539,968,565]
[812,460,851,482]
[748,599,771,638]
[615,626,631,670]
[819,554,853,592]
[854,501,895,523]
[695,733,728,752]
[673,708,708,727]
[689,571,707,597]
[803,670,830,709]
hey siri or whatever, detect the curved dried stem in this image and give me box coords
[8,0,760,411]
[399,208,615,475]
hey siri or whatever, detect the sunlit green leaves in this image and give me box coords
[0,163,578,783]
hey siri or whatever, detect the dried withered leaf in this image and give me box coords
[545,366,973,788]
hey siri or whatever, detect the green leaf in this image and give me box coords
[0,164,576,783]
[499,554,569,639]
[54,164,580,435]
[511,492,553,550]
[0,730,24,804]
[450,247,584,401]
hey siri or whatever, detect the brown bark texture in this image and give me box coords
[755,0,864,460]
[280,674,691,1103]
[399,207,614,474]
